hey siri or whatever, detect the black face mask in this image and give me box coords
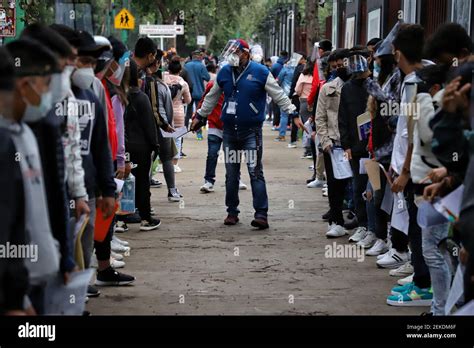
[336,67,350,81]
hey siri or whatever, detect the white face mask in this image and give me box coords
[71,67,95,89]
[227,53,240,67]
[51,65,73,103]
[22,81,53,122]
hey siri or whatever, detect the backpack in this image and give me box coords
[168,83,182,99]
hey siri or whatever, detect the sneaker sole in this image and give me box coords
[87,292,101,298]
[326,232,348,238]
[250,221,269,230]
[95,279,135,286]
[140,221,162,231]
[389,270,414,277]
[200,188,214,193]
[376,261,406,269]
[386,298,432,307]
[111,247,130,253]
[366,249,389,256]
[168,197,182,202]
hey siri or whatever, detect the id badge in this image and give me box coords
[227,99,237,115]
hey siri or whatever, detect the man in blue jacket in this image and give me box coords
[184,50,210,140]
[191,39,304,229]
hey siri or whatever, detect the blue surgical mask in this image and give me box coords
[22,81,53,122]
[373,62,381,80]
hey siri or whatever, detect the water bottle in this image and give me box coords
[120,172,135,213]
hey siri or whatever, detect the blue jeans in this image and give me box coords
[279,111,289,137]
[223,127,268,219]
[422,223,451,315]
[204,134,222,184]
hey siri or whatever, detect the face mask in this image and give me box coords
[51,65,73,103]
[373,62,381,80]
[227,53,240,67]
[336,67,350,81]
[327,70,337,81]
[71,67,95,89]
[22,81,53,122]
[108,52,130,86]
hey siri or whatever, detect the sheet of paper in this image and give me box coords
[114,178,124,193]
[44,269,94,315]
[359,158,369,174]
[364,160,381,191]
[329,147,353,180]
[161,126,188,138]
[391,192,409,234]
[446,264,465,315]
[416,200,447,229]
[433,185,464,221]
[454,300,474,316]
[73,214,89,242]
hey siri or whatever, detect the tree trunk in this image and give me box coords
[304,0,319,54]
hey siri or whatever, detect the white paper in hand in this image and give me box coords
[161,126,188,138]
[329,147,353,179]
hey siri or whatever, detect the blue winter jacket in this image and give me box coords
[184,59,211,100]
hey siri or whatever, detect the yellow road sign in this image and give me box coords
[114,8,135,30]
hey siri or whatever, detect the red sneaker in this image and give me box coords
[224,215,239,225]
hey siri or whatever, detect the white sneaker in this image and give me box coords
[288,142,297,148]
[200,181,214,193]
[239,180,248,190]
[348,227,368,243]
[357,231,377,249]
[110,257,125,269]
[377,250,390,260]
[114,221,129,232]
[307,179,325,188]
[157,164,163,173]
[366,239,389,256]
[389,262,414,277]
[111,251,124,261]
[111,239,130,253]
[325,223,348,238]
[322,189,328,197]
[112,235,129,246]
[397,273,414,286]
[376,248,409,269]
[174,165,182,173]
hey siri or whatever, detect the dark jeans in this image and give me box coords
[350,157,368,228]
[204,134,223,184]
[406,181,431,289]
[94,215,114,261]
[223,127,268,219]
[373,169,389,240]
[185,99,199,128]
[323,151,348,226]
[272,102,280,127]
[128,143,153,221]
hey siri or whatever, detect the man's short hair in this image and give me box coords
[168,59,182,74]
[0,47,15,91]
[21,23,73,59]
[417,64,449,89]
[424,23,473,60]
[367,38,382,47]
[334,48,350,61]
[393,24,424,64]
[50,24,81,48]
[6,38,59,77]
[134,37,157,58]
[280,50,289,58]
[318,39,333,52]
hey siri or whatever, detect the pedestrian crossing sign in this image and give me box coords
[114,9,135,30]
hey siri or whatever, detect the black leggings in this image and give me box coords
[128,143,153,221]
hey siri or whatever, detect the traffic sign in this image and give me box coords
[139,24,184,36]
[197,35,206,46]
[114,8,135,30]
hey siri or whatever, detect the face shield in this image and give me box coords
[310,42,320,63]
[250,44,264,63]
[94,36,113,79]
[347,54,369,77]
[287,53,303,68]
[219,40,246,67]
[108,50,131,86]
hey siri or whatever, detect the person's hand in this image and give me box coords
[190,118,204,132]
[74,198,90,219]
[443,76,471,114]
[423,182,443,202]
[124,162,132,179]
[5,309,27,316]
[344,149,352,161]
[460,247,469,265]
[311,131,316,140]
[307,104,313,112]
[97,196,116,219]
[115,167,125,179]
[421,167,448,184]
[323,144,332,153]
[164,124,175,133]
[294,117,308,133]
[391,172,409,193]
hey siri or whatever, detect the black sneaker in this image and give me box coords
[322,210,331,221]
[168,188,182,202]
[87,285,101,298]
[251,218,269,230]
[306,176,316,184]
[95,267,135,286]
[150,178,162,188]
[180,152,187,158]
[140,218,161,231]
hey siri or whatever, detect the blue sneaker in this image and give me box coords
[391,282,414,295]
[386,284,433,307]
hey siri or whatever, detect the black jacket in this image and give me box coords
[72,86,116,199]
[0,128,29,313]
[338,78,369,157]
[125,88,159,149]
[289,63,305,109]
[27,112,75,273]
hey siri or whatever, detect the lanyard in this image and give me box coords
[231,62,251,90]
